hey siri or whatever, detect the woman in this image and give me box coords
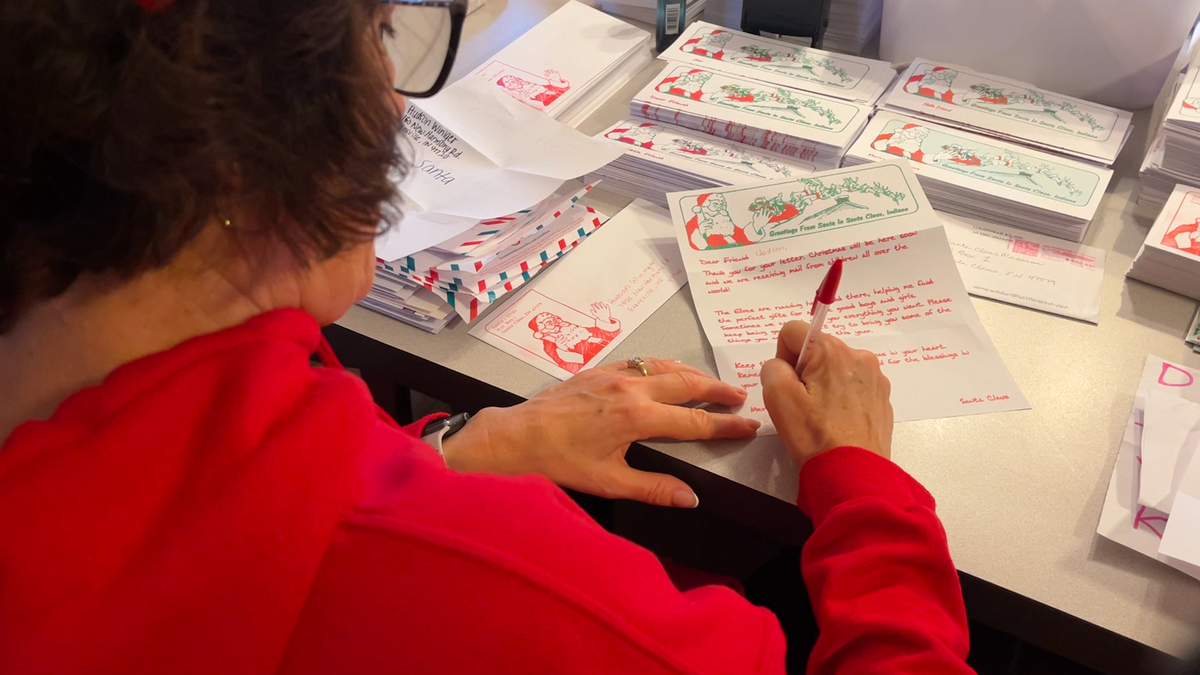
[0,0,971,673]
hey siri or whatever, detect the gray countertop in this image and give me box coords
[341,0,1200,660]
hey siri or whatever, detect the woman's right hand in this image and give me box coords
[761,321,893,467]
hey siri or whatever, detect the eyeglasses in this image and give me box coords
[381,0,467,99]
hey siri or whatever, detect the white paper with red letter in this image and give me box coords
[665,159,1028,435]
[1097,357,1200,581]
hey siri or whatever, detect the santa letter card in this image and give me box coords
[666,159,1029,434]
[471,200,687,379]
[882,58,1133,166]
[657,21,896,105]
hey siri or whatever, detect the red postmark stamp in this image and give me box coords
[1011,238,1040,257]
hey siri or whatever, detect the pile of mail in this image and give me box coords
[629,23,894,169]
[1127,184,1200,301]
[822,0,883,56]
[586,118,815,207]
[881,59,1133,168]
[382,194,608,324]
[462,1,652,128]
[362,3,646,332]
[1141,64,1200,211]
[844,110,1112,242]
[1097,356,1200,581]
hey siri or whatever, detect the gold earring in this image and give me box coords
[222,217,233,228]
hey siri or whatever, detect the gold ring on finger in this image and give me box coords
[627,357,651,377]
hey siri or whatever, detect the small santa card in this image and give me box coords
[844,111,1112,242]
[463,1,651,125]
[1128,184,1200,301]
[586,119,816,207]
[658,21,896,105]
[470,200,687,379]
[882,58,1133,166]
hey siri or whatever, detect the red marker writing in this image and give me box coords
[797,258,843,368]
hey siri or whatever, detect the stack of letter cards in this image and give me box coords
[1141,64,1200,211]
[586,119,816,207]
[937,212,1105,324]
[387,203,608,323]
[822,0,883,56]
[463,1,653,128]
[844,111,1112,242]
[1097,356,1200,581]
[630,63,871,169]
[1127,185,1200,301]
[471,200,687,378]
[665,159,1030,434]
[657,22,896,105]
[882,59,1133,167]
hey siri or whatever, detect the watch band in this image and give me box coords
[420,412,471,457]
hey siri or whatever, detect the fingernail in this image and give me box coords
[672,489,699,508]
[746,418,761,430]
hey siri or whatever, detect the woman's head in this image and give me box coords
[0,0,405,330]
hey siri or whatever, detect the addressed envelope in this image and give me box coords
[938,212,1105,323]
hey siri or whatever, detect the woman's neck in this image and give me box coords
[0,227,281,443]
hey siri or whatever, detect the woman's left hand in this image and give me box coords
[441,358,760,508]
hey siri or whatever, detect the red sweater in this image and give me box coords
[0,309,971,674]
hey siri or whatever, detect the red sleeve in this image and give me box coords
[278,430,787,674]
[796,447,971,675]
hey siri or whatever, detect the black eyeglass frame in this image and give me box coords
[383,0,468,99]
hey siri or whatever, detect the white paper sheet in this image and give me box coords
[938,212,1105,323]
[471,200,686,378]
[1139,389,1200,513]
[1159,453,1200,569]
[665,160,1029,434]
[1097,357,1200,581]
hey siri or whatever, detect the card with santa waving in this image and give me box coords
[471,200,688,379]
[658,21,896,105]
[1127,183,1200,301]
[882,58,1132,166]
[666,159,1028,434]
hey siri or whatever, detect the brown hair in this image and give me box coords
[0,0,405,332]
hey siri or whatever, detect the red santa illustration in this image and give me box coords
[605,123,662,149]
[529,302,622,374]
[870,123,930,163]
[1163,220,1200,257]
[680,30,734,60]
[685,193,768,251]
[656,69,712,101]
[903,66,958,103]
[497,69,570,108]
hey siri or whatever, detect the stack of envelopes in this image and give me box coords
[386,201,608,324]
[585,119,816,208]
[843,111,1112,242]
[461,1,653,128]
[1127,184,1200,300]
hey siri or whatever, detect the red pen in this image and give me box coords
[797,258,843,368]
